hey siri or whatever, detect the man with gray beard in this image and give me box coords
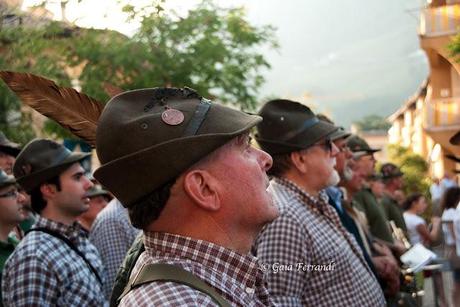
[253,99,385,307]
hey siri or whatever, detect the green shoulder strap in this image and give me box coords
[119,263,231,307]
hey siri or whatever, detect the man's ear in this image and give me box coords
[40,183,57,200]
[183,170,221,211]
[290,151,308,173]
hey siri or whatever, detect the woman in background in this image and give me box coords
[403,193,447,307]
[440,187,460,306]
[403,193,441,246]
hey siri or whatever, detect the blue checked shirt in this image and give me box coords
[90,199,140,298]
[2,216,108,306]
[253,178,385,306]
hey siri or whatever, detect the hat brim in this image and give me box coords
[450,131,460,145]
[86,189,111,198]
[94,115,261,207]
[0,145,21,157]
[382,172,404,180]
[353,151,369,159]
[353,148,380,154]
[256,120,338,155]
[329,129,351,141]
[17,152,90,192]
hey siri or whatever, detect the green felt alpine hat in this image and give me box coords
[346,135,380,153]
[380,162,404,180]
[255,99,338,155]
[0,132,21,157]
[94,87,261,208]
[13,139,90,192]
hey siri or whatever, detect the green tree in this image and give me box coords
[354,115,391,131]
[449,32,460,58]
[386,144,430,196]
[0,0,277,141]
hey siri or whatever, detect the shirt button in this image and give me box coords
[245,287,255,295]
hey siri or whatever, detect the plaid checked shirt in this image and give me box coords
[2,216,108,306]
[90,198,140,298]
[253,178,385,306]
[120,232,275,306]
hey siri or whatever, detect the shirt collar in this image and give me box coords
[273,177,329,204]
[143,231,263,289]
[34,216,86,241]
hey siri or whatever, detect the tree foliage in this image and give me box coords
[386,144,430,197]
[354,114,391,132]
[449,32,460,59]
[0,0,277,143]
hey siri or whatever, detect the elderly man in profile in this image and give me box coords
[253,99,385,306]
[93,87,278,306]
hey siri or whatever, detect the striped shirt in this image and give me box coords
[253,177,385,306]
[90,199,140,297]
[2,216,108,307]
[120,232,275,306]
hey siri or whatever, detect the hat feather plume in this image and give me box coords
[0,71,104,147]
[103,82,123,97]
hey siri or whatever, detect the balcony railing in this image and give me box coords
[425,97,460,128]
[419,4,460,37]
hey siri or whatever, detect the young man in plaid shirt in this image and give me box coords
[2,139,107,306]
[253,99,386,306]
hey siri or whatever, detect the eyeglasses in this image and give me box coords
[0,189,19,199]
[310,138,333,152]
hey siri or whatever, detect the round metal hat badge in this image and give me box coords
[161,108,185,125]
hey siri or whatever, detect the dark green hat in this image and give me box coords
[85,185,111,199]
[329,127,351,141]
[346,135,380,153]
[0,169,15,189]
[13,139,91,192]
[0,132,21,157]
[255,99,338,155]
[94,87,261,208]
[380,163,403,180]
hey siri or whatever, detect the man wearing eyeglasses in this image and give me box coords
[0,170,25,307]
[2,139,108,306]
[253,99,385,306]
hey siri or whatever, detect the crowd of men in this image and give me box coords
[0,87,457,306]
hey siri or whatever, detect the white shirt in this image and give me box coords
[440,178,457,193]
[454,206,460,256]
[430,183,443,202]
[441,208,458,245]
[403,212,426,245]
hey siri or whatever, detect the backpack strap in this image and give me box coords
[119,263,231,307]
[26,227,103,285]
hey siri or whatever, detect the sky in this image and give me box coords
[22,0,429,127]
